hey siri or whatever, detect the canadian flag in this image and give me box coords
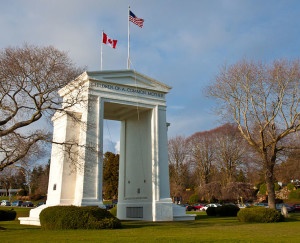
[102,32,117,49]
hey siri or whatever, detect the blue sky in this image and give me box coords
[1,0,300,153]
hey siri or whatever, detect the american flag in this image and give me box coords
[129,10,144,28]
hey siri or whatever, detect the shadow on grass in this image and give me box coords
[1,212,299,232]
[284,213,300,222]
[119,213,300,230]
[120,215,240,230]
[0,220,41,231]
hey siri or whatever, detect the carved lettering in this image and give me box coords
[90,81,164,98]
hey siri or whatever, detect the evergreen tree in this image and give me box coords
[103,152,119,200]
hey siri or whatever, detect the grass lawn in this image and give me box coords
[1,208,300,242]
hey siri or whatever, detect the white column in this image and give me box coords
[75,95,104,206]
[47,111,81,206]
[97,98,104,203]
[152,105,173,221]
[157,105,171,200]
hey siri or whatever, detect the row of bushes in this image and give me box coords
[0,204,287,226]
[0,209,17,221]
[205,205,285,223]
[40,206,121,230]
[16,193,45,201]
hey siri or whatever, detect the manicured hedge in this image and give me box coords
[39,206,121,230]
[206,205,240,217]
[0,209,17,221]
[206,206,217,216]
[237,207,284,223]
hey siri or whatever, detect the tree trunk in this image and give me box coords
[265,168,276,209]
[262,146,277,209]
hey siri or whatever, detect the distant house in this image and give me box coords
[0,189,21,196]
[291,179,300,189]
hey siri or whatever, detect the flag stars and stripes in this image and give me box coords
[129,10,144,28]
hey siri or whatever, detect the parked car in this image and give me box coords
[193,203,205,211]
[36,201,46,207]
[11,200,23,206]
[185,205,194,211]
[237,203,251,208]
[21,201,34,207]
[202,203,222,211]
[185,203,205,211]
[276,203,295,213]
[292,204,300,211]
[1,200,11,206]
[253,202,269,208]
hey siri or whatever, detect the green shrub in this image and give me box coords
[40,206,121,230]
[286,183,295,191]
[288,188,300,200]
[0,209,17,221]
[259,183,281,194]
[237,207,284,223]
[206,205,240,217]
[206,207,217,216]
[259,183,267,195]
[217,204,240,217]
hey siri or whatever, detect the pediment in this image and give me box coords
[86,70,171,93]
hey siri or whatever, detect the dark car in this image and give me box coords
[293,204,300,211]
[21,201,34,207]
[276,203,295,213]
[36,201,46,207]
[11,200,23,206]
[254,202,268,208]
[186,205,194,211]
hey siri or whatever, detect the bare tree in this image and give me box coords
[207,59,300,209]
[213,123,247,186]
[199,181,222,202]
[0,166,16,196]
[168,136,190,196]
[221,182,256,202]
[187,130,215,187]
[275,144,300,184]
[0,44,84,171]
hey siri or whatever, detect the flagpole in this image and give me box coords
[101,31,103,71]
[127,6,130,69]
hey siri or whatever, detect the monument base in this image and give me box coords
[116,199,195,221]
[19,202,195,226]
[19,204,48,226]
[172,204,196,221]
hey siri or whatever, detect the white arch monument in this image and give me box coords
[19,70,194,225]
